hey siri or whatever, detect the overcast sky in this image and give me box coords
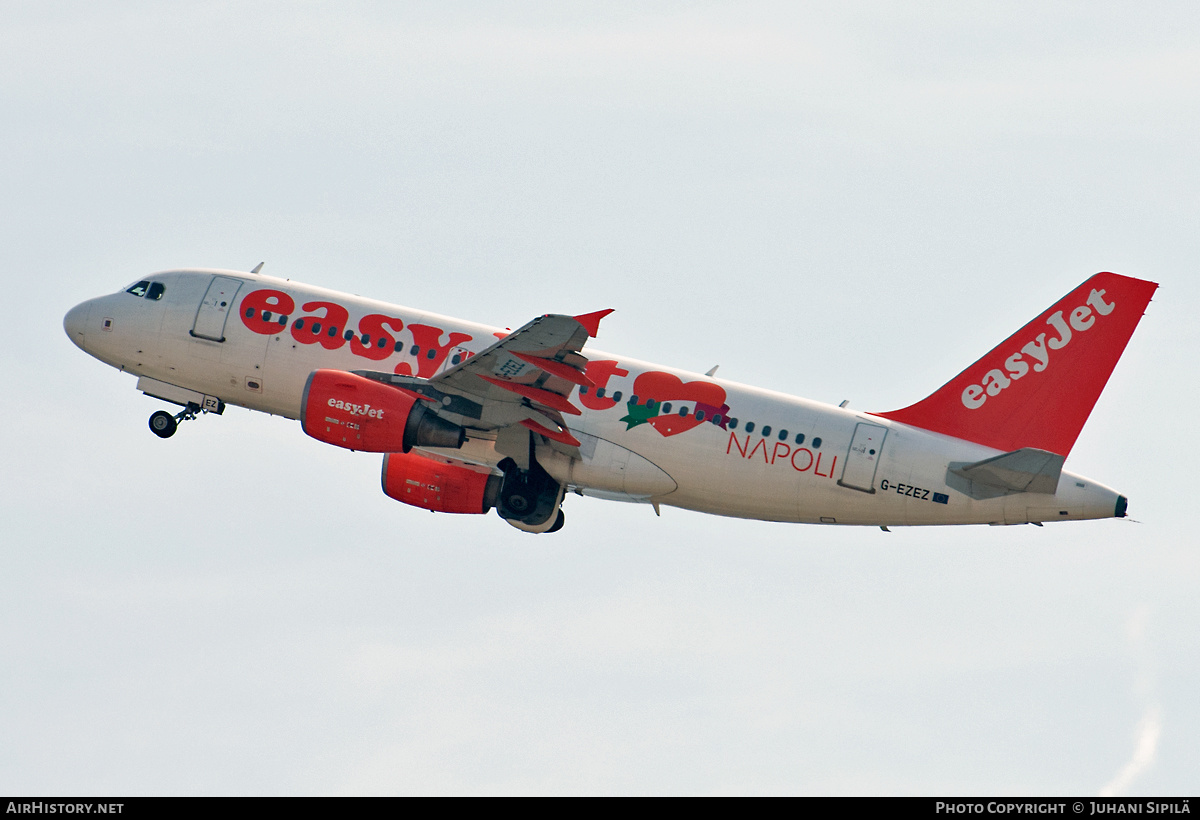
[2,2,1197,795]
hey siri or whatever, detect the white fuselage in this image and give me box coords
[64,269,1123,526]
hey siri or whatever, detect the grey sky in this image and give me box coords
[2,2,1197,794]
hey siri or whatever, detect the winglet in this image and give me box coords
[573,309,614,338]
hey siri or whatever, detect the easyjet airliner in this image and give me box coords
[64,268,1156,533]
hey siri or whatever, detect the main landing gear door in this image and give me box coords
[838,422,887,493]
[191,276,243,342]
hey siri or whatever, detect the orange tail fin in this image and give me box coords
[874,272,1157,456]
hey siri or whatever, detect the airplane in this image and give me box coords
[63,268,1157,533]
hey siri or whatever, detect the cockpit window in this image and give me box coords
[125,280,166,300]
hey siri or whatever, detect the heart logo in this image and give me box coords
[627,372,729,437]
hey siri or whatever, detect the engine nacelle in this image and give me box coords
[382,451,501,514]
[301,369,465,453]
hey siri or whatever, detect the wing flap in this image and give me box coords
[352,308,612,462]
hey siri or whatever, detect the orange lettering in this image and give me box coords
[292,300,350,350]
[814,452,829,477]
[748,438,769,463]
[406,324,472,378]
[727,432,750,457]
[352,314,405,361]
[239,289,295,335]
[579,360,629,410]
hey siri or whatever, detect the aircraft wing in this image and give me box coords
[353,309,612,460]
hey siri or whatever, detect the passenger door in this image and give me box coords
[191,276,243,342]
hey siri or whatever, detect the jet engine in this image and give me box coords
[301,369,465,453]
[381,450,502,514]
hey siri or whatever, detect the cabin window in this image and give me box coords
[311,323,321,334]
[745,421,755,433]
[728,418,738,429]
[794,433,805,445]
[245,307,256,318]
[146,282,165,300]
[579,386,589,394]
[695,410,705,421]
[410,344,420,355]
[293,318,305,330]
[278,315,288,326]
[762,425,772,437]
[778,429,788,441]
[662,403,672,414]
[343,330,354,341]
[126,281,150,297]
[711,414,722,425]
[394,341,404,353]
[645,398,656,409]
[378,337,388,349]
[678,406,689,417]
[812,437,822,449]
[611,391,622,402]
[426,349,436,359]
[630,395,639,405]
[262,311,273,322]
[596,388,606,399]
[451,353,461,364]
[328,326,338,337]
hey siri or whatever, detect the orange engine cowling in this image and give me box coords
[301,369,465,453]
[382,451,502,514]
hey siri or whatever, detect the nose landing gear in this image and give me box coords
[148,401,215,439]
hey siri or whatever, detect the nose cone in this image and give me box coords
[64,301,91,351]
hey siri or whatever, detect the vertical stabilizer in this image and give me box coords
[874,272,1157,456]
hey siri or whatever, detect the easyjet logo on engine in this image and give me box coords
[961,288,1116,410]
[327,398,384,419]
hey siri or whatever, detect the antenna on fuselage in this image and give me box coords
[250,262,264,274]
[705,365,719,377]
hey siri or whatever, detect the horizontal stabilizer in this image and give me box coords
[948,447,1064,497]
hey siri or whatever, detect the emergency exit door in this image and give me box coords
[191,276,243,342]
[838,422,887,493]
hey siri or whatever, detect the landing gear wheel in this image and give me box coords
[149,410,177,439]
[501,486,535,515]
[495,457,566,533]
